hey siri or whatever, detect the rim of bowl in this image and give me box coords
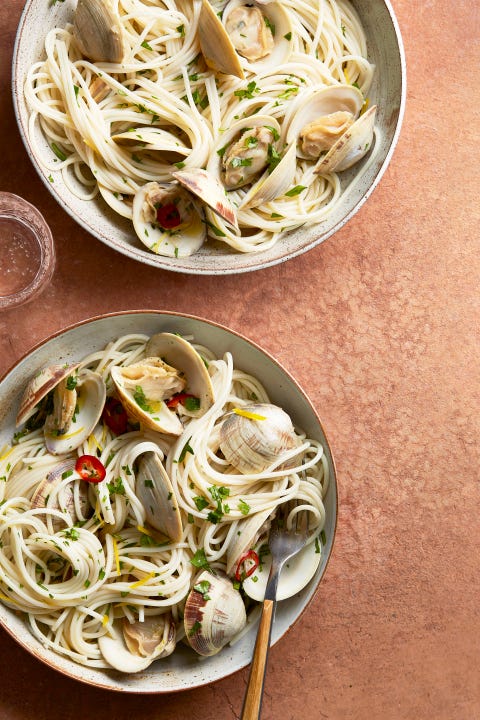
[11,1,406,275]
[0,310,338,692]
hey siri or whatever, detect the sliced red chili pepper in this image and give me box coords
[102,396,128,435]
[156,203,181,229]
[166,392,198,409]
[234,549,260,582]
[75,455,106,483]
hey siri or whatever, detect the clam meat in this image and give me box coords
[219,403,303,474]
[222,126,278,190]
[223,0,293,71]
[184,570,246,656]
[132,181,206,258]
[225,5,274,62]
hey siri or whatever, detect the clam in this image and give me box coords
[284,84,365,159]
[172,168,239,231]
[73,0,126,64]
[184,571,246,656]
[136,451,183,541]
[219,403,303,474]
[132,181,206,258]
[223,0,293,71]
[145,332,214,414]
[111,332,213,436]
[99,614,176,673]
[112,128,190,158]
[31,458,89,530]
[16,365,106,455]
[197,0,245,79]
[284,84,377,172]
[315,105,377,173]
[206,115,296,209]
[226,507,272,575]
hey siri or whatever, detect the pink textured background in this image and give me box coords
[0,1,479,718]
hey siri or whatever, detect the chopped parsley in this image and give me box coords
[193,580,211,600]
[238,499,251,516]
[285,185,307,197]
[178,437,194,463]
[133,385,151,412]
[190,548,210,570]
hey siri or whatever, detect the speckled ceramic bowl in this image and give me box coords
[12,0,405,274]
[0,311,337,692]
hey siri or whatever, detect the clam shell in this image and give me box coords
[73,0,126,63]
[197,0,245,79]
[145,332,214,416]
[315,105,377,173]
[99,614,176,673]
[205,114,296,209]
[111,360,184,435]
[123,614,176,659]
[31,458,89,529]
[172,168,239,231]
[45,371,106,455]
[219,403,303,474]
[223,0,293,72]
[184,571,246,656]
[132,181,206,259]
[226,507,272,575]
[284,84,365,159]
[136,451,183,541]
[112,128,190,157]
[239,142,297,209]
[16,363,80,427]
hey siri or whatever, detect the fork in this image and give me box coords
[240,501,310,720]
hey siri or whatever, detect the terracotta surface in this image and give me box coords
[0,1,478,718]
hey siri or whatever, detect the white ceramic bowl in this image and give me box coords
[12,1,405,275]
[0,311,337,692]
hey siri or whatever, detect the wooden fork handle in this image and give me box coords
[241,599,275,720]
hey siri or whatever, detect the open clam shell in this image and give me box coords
[45,370,106,455]
[145,332,214,414]
[16,363,80,427]
[132,181,206,258]
[239,142,297,209]
[222,0,293,72]
[111,333,214,436]
[98,614,176,673]
[197,0,245,79]
[184,571,246,656]
[284,84,365,159]
[136,451,183,541]
[73,0,126,64]
[315,105,377,173]
[205,115,296,209]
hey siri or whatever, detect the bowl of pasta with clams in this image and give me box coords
[12,0,405,274]
[0,311,336,691]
